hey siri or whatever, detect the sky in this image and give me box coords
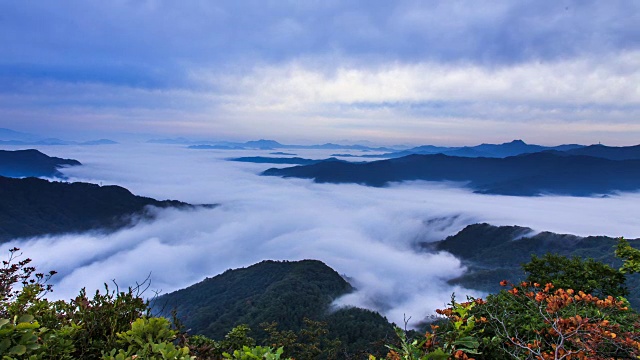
[0,1,638,145]
[3,144,640,327]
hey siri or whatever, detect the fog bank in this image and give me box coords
[2,144,639,326]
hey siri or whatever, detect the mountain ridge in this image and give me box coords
[154,259,394,356]
[262,151,640,196]
[426,222,640,306]
[0,176,205,242]
[0,149,81,178]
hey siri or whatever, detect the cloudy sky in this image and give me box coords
[0,1,639,145]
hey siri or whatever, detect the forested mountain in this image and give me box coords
[154,260,394,357]
[0,176,198,242]
[263,151,640,196]
[0,149,81,178]
[426,223,640,304]
[185,139,396,152]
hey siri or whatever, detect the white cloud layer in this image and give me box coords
[203,52,640,145]
[216,51,640,108]
[2,144,640,327]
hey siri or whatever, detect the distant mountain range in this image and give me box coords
[187,138,590,158]
[0,127,118,146]
[0,149,82,178]
[366,139,585,159]
[180,139,398,152]
[189,137,640,163]
[0,176,203,242]
[262,150,640,196]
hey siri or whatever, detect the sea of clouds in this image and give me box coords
[2,143,640,327]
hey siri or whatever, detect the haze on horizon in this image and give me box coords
[1,1,639,146]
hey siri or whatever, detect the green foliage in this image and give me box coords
[616,237,640,274]
[181,324,256,359]
[34,324,76,360]
[0,248,56,319]
[0,314,40,359]
[38,284,150,359]
[184,334,218,360]
[0,248,165,360]
[429,298,481,357]
[522,253,628,298]
[434,223,640,308]
[220,325,256,355]
[324,307,395,358]
[385,327,435,360]
[102,317,194,360]
[261,318,342,360]
[156,260,353,342]
[14,241,640,360]
[368,297,482,360]
[223,346,287,360]
[156,260,395,358]
[470,281,640,359]
[370,326,476,360]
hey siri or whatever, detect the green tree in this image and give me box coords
[102,317,193,360]
[616,237,640,274]
[472,281,640,359]
[522,253,627,298]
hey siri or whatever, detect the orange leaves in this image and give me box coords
[473,298,486,305]
[493,280,640,359]
[453,349,474,359]
[386,349,400,360]
[427,280,639,359]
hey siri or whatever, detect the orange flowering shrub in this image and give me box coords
[474,281,640,359]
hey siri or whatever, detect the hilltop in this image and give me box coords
[154,259,394,357]
[426,223,640,304]
[0,176,200,242]
[0,149,81,178]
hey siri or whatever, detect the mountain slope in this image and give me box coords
[0,176,195,242]
[154,260,394,355]
[427,223,640,304]
[155,260,353,338]
[263,152,640,196]
[0,149,81,178]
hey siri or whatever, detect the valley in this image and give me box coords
[1,141,639,357]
